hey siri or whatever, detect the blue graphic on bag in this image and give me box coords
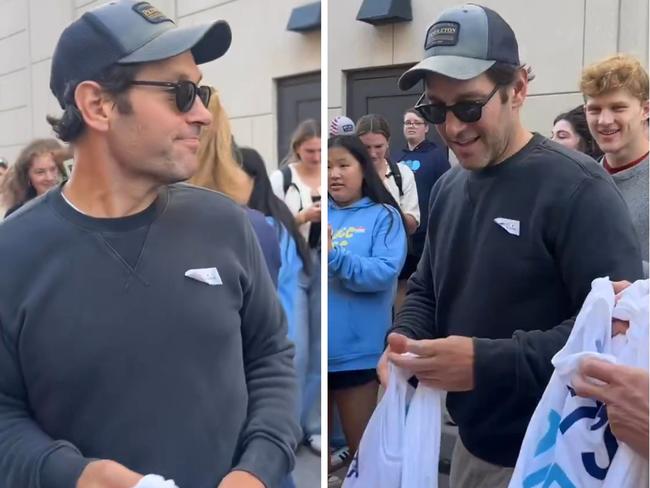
[346,452,359,478]
[523,400,619,487]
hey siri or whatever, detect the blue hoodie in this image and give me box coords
[328,197,406,372]
[266,217,304,345]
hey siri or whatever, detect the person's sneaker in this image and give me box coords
[304,434,321,455]
[327,474,343,488]
[329,445,350,469]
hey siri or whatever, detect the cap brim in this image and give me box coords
[398,56,495,90]
[119,20,231,65]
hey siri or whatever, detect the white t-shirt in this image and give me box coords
[270,163,321,242]
[384,162,420,226]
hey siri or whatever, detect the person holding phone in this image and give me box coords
[271,119,323,455]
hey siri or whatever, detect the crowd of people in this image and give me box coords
[326,4,648,488]
[0,1,647,488]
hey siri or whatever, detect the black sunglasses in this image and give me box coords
[128,80,212,113]
[414,85,501,125]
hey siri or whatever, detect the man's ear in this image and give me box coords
[641,99,649,122]
[74,81,115,133]
[510,68,529,110]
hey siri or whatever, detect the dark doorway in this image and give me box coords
[346,65,447,162]
[277,72,321,162]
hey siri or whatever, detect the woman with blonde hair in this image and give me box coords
[269,119,322,454]
[190,91,284,285]
[192,93,313,484]
[1,138,68,217]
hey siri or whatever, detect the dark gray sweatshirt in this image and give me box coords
[0,183,300,488]
[392,134,643,467]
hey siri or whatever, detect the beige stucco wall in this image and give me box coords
[0,0,321,169]
[328,0,649,135]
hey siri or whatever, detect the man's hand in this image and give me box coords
[217,470,265,488]
[573,358,649,459]
[377,345,390,387]
[77,460,143,488]
[377,333,410,387]
[385,333,475,391]
[612,280,632,336]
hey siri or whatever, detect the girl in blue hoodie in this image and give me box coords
[327,135,407,465]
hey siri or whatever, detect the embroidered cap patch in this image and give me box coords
[425,21,460,49]
[132,2,173,24]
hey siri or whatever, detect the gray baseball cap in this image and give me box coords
[398,4,519,90]
[51,0,231,108]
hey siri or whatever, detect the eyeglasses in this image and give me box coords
[414,85,501,125]
[128,80,212,113]
[403,121,426,127]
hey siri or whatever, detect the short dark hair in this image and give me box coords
[554,105,604,160]
[328,134,407,235]
[46,63,142,142]
[403,107,424,120]
[485,62,535,102]
[0,160,7,170]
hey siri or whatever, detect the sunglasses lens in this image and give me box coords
[418,105,446,124]
[453,104,482,123]
[198,86,212,108]
[176,81,196,113]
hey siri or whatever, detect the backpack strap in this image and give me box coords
[387,159,404,197]
[280,165,292,195]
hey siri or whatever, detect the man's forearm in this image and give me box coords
[405,214,418,235]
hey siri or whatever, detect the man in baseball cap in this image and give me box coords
[378,4,643,488]
[0,2,299,488]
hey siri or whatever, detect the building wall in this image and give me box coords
[328,0,649,135]
[0,0,321,169]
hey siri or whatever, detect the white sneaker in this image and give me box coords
[330,445,350,469]
[327,474,343,488]
[305,434,321,454]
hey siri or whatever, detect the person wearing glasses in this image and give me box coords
[0,2,299,488]
[376,4,643,488]
[395,108,450,309]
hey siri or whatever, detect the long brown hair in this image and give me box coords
[0,138,67,208]
[189,90,251,204]
[281,118,321,166]
[355,113,391,141]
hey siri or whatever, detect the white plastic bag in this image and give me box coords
[342,359,443,488]
[132,474,179,488]
[508,278,649,488]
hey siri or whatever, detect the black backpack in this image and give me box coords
[281,165,293,195]
[386,159,404,197]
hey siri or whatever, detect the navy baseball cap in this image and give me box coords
[398,4,519,90]
[50,0,231,108]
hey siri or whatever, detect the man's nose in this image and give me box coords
[598,110,614,126]
[443,110,468,137]
[187,97,213,126]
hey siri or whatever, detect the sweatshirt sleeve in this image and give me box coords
[389,229,439,341]
[473,175,644,399]
[398,164,420,225]
[328,206,406,293]
[230,218,301,487]
[0,321,92,488]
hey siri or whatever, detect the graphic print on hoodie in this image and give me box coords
[328,197,407,372]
